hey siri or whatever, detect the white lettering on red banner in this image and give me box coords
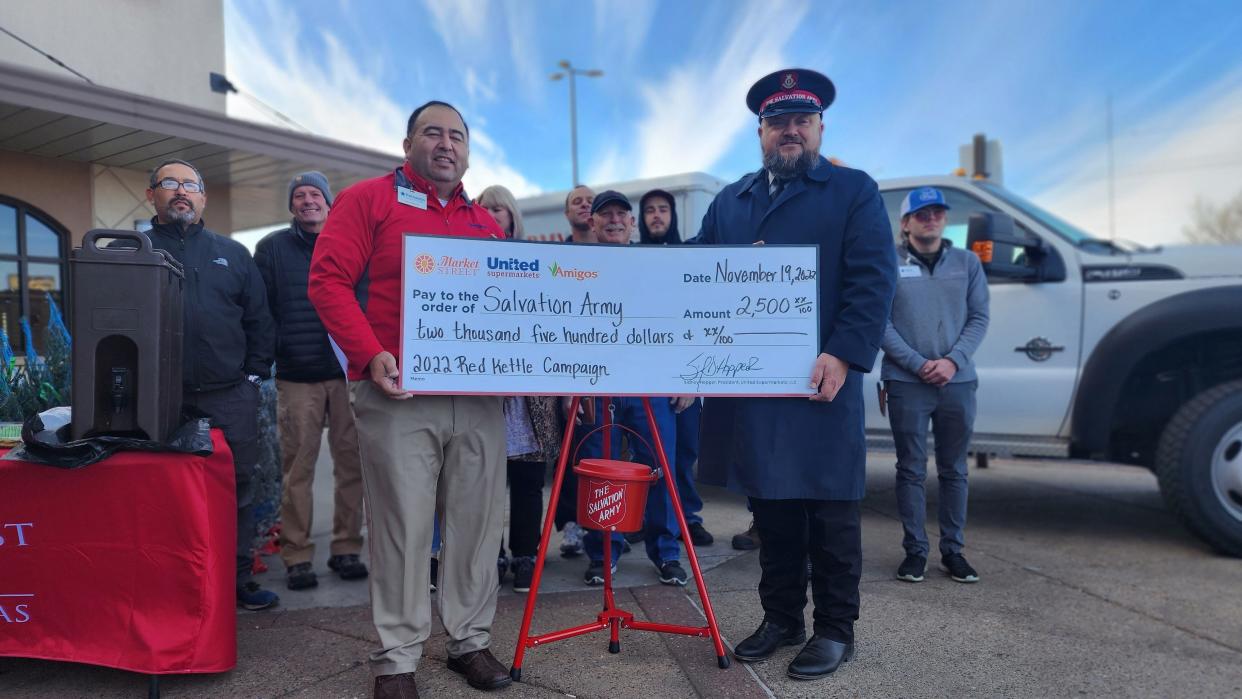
[1,521,34,622]
[0,522,33,546]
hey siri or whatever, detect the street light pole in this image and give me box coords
[550,60,603,188]
[568,68,579,187]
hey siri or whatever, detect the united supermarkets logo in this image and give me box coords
[548,261,599,281]
[486,255,540,279]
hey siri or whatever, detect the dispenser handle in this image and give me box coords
[81,229,154,254]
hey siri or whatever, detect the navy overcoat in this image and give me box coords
[693,156,897,500]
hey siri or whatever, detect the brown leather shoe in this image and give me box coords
[446,648,513,690]
[373,671,419,698]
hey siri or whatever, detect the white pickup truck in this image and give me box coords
[520,173,1242,556]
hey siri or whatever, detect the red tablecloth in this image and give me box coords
[0,429,237,674]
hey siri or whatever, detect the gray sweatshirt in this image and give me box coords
[881,239,990,383]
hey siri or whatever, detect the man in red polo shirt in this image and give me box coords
[309,101,509,698]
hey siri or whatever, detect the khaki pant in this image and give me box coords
[351,381,506,676]
[276,378,365,567]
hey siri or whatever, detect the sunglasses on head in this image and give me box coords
[911,207,947,222]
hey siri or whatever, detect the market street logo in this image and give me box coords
[548,261,599,281]
[414,254,479,276]
[487,256,541,279]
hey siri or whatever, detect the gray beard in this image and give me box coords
[763,144,819,180]
[164,207,197,225]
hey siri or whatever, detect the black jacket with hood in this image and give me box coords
[254,221,344,382]
[141,218,274,392]
[638,189,682,245]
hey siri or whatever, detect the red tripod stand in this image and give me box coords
[509,396,730,681]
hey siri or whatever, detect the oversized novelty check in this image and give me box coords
[400,235,820,396]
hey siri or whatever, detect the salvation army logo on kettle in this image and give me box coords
[414,254,435,274]
[584,480,627,529]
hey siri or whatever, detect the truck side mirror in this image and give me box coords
[967,212,1039,280]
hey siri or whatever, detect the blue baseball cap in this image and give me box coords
[900,187,951,217]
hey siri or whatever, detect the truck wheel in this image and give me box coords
[1155,379,1242,556]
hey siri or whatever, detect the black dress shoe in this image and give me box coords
[733,621,806,662]
[787,635,855,680]
[446,648,513,690]
[373,671,419,698]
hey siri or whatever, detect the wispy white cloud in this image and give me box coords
[1032,67,1242,246]
[847,1,1085,180]
[592,0,656,68]
[620,0,809,180]
[1011,13,1242,198]
[464,126,541,197]
[421,0,490,51]
[225,0,405,155]
[224,0,539,202]
[500,2,545,100]
[1115,14,1242,117]
[585,143,624,188]
[464,68,499,103]
[420,0,544,102]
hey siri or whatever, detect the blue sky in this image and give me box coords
[225,0,1242,245]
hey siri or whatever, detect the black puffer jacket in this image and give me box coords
[254,222,344,382]
[142,219,274,392]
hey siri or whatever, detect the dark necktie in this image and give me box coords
[769,177,787,210]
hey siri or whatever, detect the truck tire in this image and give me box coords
[1155,379,1242,557]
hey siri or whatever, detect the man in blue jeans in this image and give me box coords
[881,186,990,584]
[637,188,713,547]
[672,397,712,545]
[577,395,687,586]
[577,190,689,587]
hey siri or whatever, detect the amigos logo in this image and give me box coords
[548,261,599,281]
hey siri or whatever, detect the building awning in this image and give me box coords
[0,62,399,230]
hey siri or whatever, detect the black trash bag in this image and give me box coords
[3,406,214,469]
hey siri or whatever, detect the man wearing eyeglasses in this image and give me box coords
[142,158,278,611]
[882,186,990,586]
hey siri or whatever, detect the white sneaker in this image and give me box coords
[560,521,585,558]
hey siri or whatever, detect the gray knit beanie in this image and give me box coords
[288,171,333,210]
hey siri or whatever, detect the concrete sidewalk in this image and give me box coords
[3,453,1241,697]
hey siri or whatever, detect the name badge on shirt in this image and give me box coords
[397,186,427,209]
[898,264,922,279]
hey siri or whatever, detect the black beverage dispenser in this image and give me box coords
[70,230,183,441]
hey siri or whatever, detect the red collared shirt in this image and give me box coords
[308,162,502,380]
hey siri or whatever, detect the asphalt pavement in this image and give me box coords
[2,448,1240,698]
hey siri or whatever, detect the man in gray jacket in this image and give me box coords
[881,186,989,584]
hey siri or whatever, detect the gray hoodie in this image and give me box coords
[881,239,990,383]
